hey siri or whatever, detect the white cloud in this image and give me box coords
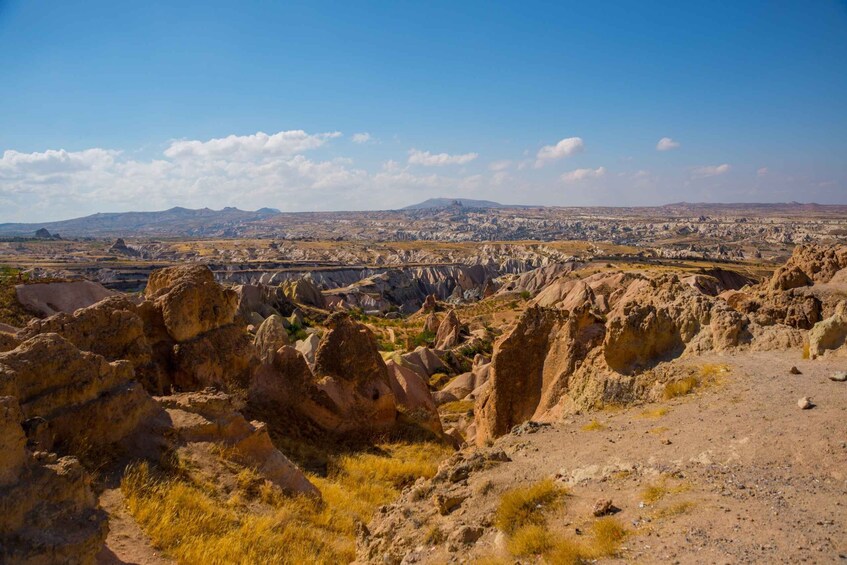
[0,131,503,220]
[408,148,479,166]
[692,164,731,178]
[352,132,372,144]
[163,130,341,160]
[561,166,606,183]
[489,159,512,171]
[757,167,769,177]
[535,137,584,167]
[656,137,680,151]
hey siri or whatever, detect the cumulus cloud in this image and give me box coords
[561,166,606,183]
[352,132,373,144]
[692,164,731,178]
[535,137,584,167]
[656,137,680,151]
[0,131,499,220]
[163,130,341,160]
[408,148,479,166]
[488,160,512,172]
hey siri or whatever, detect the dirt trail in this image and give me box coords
[95,487,173,565]
[384,349,847,564]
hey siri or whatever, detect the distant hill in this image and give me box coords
[0,207,281,238]
[402,198,516,210]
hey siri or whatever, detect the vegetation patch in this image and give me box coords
[123,440,451,564]
[581,419,607,431]
[495,478,565,534]
[439,400,474,414]
[638,407,669,419]
[507,524,556,556]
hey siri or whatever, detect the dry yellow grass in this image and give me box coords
[640,478,691,505]
[581,419,607,431]
[638,406,669,419]
[507,524,556,556]
[585,517,627,557]
[439,400,475,414]
[652,501,695,519]
[663,376,699,399]
[122,440,451,564]
[495,478,564,534]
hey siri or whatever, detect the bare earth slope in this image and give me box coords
[361,348,847,564]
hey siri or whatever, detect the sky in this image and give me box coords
[1,1,846,222]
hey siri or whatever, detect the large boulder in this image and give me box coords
[808,302,847,359]
[254,314,290,364]
[144,265,238,343]
[15,280,114,318]
[0,333,157,453]
[769,244,847,289]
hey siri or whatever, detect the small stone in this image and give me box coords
[448,525,484,545]
[789,366,801,375]
[433,492,468,515]
[592,498,615,517]
[797,397,814,410]
[830,371,847,382]
[661,438,672,445]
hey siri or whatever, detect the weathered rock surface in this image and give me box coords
[808,301,847,358]
[253,314,290,363]
[385,357,442,435]
[15,280,115,318]
[0,334,157,453]
[144,265,238,343]
[159,390,318,497]
[435,310,463,350]
[0,396,108,565]
[281,277,325,308]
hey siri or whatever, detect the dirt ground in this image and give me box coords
[395,348,847,564]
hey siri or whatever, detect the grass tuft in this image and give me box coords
[507,524,555,556]
[663,376,699,399]
[495,478,564,534]
[581,419,607,431]
[586,517,627,557]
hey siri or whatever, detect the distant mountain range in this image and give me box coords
[0,201,843,239]
[0,207,281,238]
[401,198,516,210]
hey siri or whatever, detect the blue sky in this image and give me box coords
[1,0,845,221]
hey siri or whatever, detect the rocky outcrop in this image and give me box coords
[250,313,400,436]
[475,305,604,443]
[309,313,397,433]
[423,312,441,335]
[769,244,847,289]
[0,329,19,353]
[15,280,115,318]
[808,302,847,359]
[235,283,295,321]
[159,390,318,497]
[0,334,157,454]
[109,238,139,257]
[435,310,463,350]
[18,296,164,392]
[171,325,256,391]
[144,265,239,343]
[281,277,325,308]
[254,314,290,364]
[0,397,107,565]
[385,358,442,435]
